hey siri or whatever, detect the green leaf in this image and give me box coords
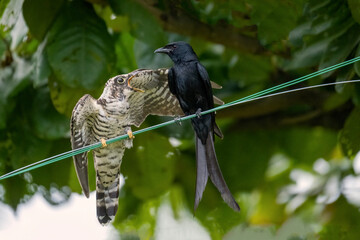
[0,0,23,29]
[114,187,142,222]
[250,188,285,225]
[8,128,52,169]
[31,139,72,190]
[323,93,351,112]
[9,11,28,49]
[96,6,131,33]
[0,0,10,19]
[280,127,337,164]
[2,176,29,210]
[0,68,14,128]
[278,218,316,239]
[114,193,160,239]
[46,0,115,90]
[200,204,243,239]
[353,44,360,77]
[31,87,69,140]
[48,75,102,117]
[229,54,273,84]
[285,39,330,70]
[288,21,312,47]
[352,84,360,106]
[0,35,6,55]
[134,39,173,69]
[320,198,360,240]
[168,185,186,219]
[249,0,304,45]
[224,225,275,240]
[348,0,360,24]
[319,23,360,77]
[340,107,360,157]
[109,0,166,47]
[335,64,355,93]
[216,130,275,190]
[305,0,352,39]
[286,0,355,70]
[115,32,137,72]
[123,132,177,200]
[33,37,51,88]
[0,55,32,129]
[22,0,65,40]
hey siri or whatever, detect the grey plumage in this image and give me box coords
[70,68,224,225]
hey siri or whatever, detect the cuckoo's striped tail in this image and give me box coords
[96,175,120,225]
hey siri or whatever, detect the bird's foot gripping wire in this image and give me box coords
[127,75,145,93]
[100,138,107,147]
[174,116,182,126]
[195,108,202,118]
[127,130,135,139]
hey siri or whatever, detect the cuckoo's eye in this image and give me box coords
[116,77,125,84]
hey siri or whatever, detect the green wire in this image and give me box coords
[1,56,360,181]
[201,55,360,115]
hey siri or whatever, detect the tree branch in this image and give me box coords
[135,0,265,54]
[216,89,353,131]
[217,89,329,119]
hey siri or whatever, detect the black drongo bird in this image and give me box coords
[154,42,240,212]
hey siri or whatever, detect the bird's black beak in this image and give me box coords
[154,47,171,54]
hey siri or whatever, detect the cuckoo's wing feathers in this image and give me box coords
[213,95,224,105]
[142,69,184,116]
[70,94,99,198]
[129,68,184,127]
[128,68,225,127]
[210,81,222,89]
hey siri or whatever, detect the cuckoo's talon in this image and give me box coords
[100,138,107,147]
[127,75,145,93]
[127,130,135,139]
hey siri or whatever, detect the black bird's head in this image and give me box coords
[154,41,198,63]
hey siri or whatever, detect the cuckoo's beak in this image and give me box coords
[127,74,145,93]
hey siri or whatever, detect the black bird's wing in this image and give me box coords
[70,94,99,198]
[168,67,177,96]
[196,62,214,108]
[196,63,224,139]
[171,67,224,105]
[153,67,224,114]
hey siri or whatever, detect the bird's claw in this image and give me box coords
[127,130,135,139]
[195,108,202,118]
[174,116,182,126]
[127,75,145,93]
[100,138,107,147]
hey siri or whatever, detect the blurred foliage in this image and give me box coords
[2,0,360,239]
